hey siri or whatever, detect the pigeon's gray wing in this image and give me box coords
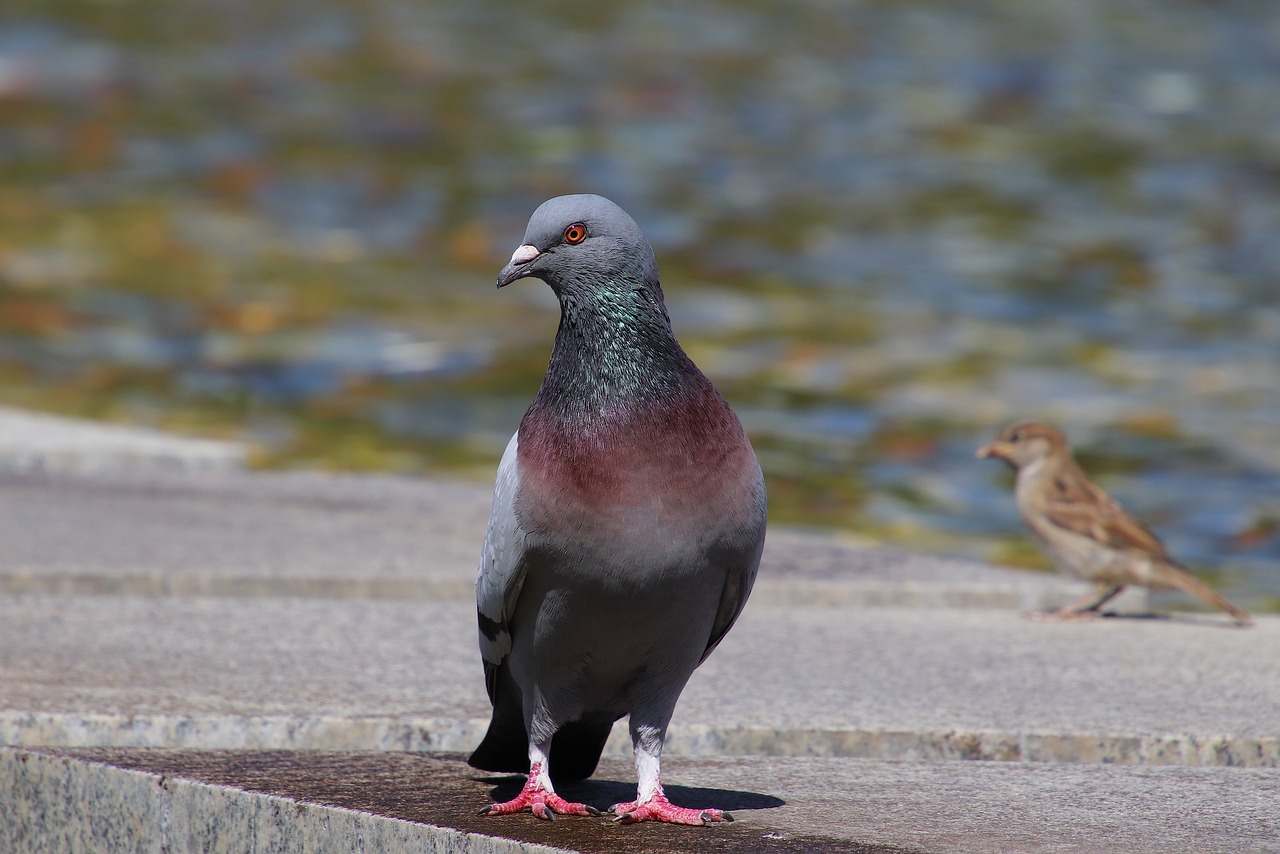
[476,431,528,702]
[699,466,767,664]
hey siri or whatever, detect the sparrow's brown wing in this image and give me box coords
[1042,467,1172,560]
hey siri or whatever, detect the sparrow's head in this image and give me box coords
[976,421,1069,470]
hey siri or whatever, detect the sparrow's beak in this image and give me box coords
[976,441,1006,460]
[497,244,540,288]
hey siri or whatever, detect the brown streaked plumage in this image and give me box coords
[977,421,1251,626]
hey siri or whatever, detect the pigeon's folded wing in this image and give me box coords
[700,470,766,664]
[476,432,528,702]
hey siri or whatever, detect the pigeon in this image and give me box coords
[469,194,767,824]
[977,421,1251,625]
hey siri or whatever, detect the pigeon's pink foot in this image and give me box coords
[610,790,733,826]
[479,765,599,820]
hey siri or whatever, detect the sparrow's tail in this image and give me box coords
[1154,562,1252,626]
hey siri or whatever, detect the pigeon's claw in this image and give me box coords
[482,769,598,820]
[608,792,732,825]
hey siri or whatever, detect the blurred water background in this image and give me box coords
[0,0,1277,609]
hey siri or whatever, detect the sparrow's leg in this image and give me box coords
[609,722,733,825]
[480,742,600,820]
[1030,583,1123,621]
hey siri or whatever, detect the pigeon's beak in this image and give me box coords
[976,441,1006,460]
[497,244,540,288]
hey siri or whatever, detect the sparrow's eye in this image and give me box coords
[563,223,588,245]
[1009,431,1022,443]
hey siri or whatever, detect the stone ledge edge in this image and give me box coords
[0,572,1085,610]
[4,714,1274,768]
[0,747,571,854]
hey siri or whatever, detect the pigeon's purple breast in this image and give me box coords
[514,381,761,560]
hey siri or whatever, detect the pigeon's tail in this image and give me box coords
[469,669,529,773]
[1155,562,1253,627]
[547,716,615,783]
[469,714,616,783]
[467,669,617,782]
[468,718,529,774]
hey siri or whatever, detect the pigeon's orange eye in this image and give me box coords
[563,223,587,245]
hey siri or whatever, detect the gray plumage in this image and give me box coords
[471,194,766,823]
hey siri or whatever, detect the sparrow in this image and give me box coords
[469,195,767,824]
[977,421,1251,626]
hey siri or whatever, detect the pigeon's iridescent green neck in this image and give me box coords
[531,276,700,422]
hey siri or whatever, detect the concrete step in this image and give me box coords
[6,748,1278,853]
[0,465,1125,611]
[3,594,1273,766]
[0,406,245,474]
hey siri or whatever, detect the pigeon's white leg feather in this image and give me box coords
[633,725,663,805]
[480,739,600,820]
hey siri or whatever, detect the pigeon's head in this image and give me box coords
[976,421,1068,470]
[496,195,661,297]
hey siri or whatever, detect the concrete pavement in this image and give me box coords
[2,593,1277,766]
[0,410,1276,852]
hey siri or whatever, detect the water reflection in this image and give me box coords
[0,1,1277,606]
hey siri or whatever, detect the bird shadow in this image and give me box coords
[1096,611,1252,629]
[1028,610,1249,630]
[476,774,786,813]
